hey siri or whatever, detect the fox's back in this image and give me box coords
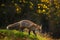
[19,20,35,28]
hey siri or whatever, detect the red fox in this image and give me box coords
[6,20,42,35]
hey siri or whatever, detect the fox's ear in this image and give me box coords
[40,25,42,30]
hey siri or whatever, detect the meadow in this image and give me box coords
[0,29,56,40]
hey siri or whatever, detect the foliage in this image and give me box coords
[0,29,54,40]
[0,29,39,40]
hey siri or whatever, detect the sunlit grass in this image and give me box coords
[0,29,53,40]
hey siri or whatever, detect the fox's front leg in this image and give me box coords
[33,30,36,36]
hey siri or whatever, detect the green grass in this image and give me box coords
[0,29,53,40]
[0,29,39,40]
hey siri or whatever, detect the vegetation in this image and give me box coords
[0,29,54,40]
[0,29,38,40]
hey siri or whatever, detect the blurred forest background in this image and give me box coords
[0,0,60,38]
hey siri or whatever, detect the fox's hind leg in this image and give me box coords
[29,30,31,35]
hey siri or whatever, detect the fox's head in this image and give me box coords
[35,24,42,33]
